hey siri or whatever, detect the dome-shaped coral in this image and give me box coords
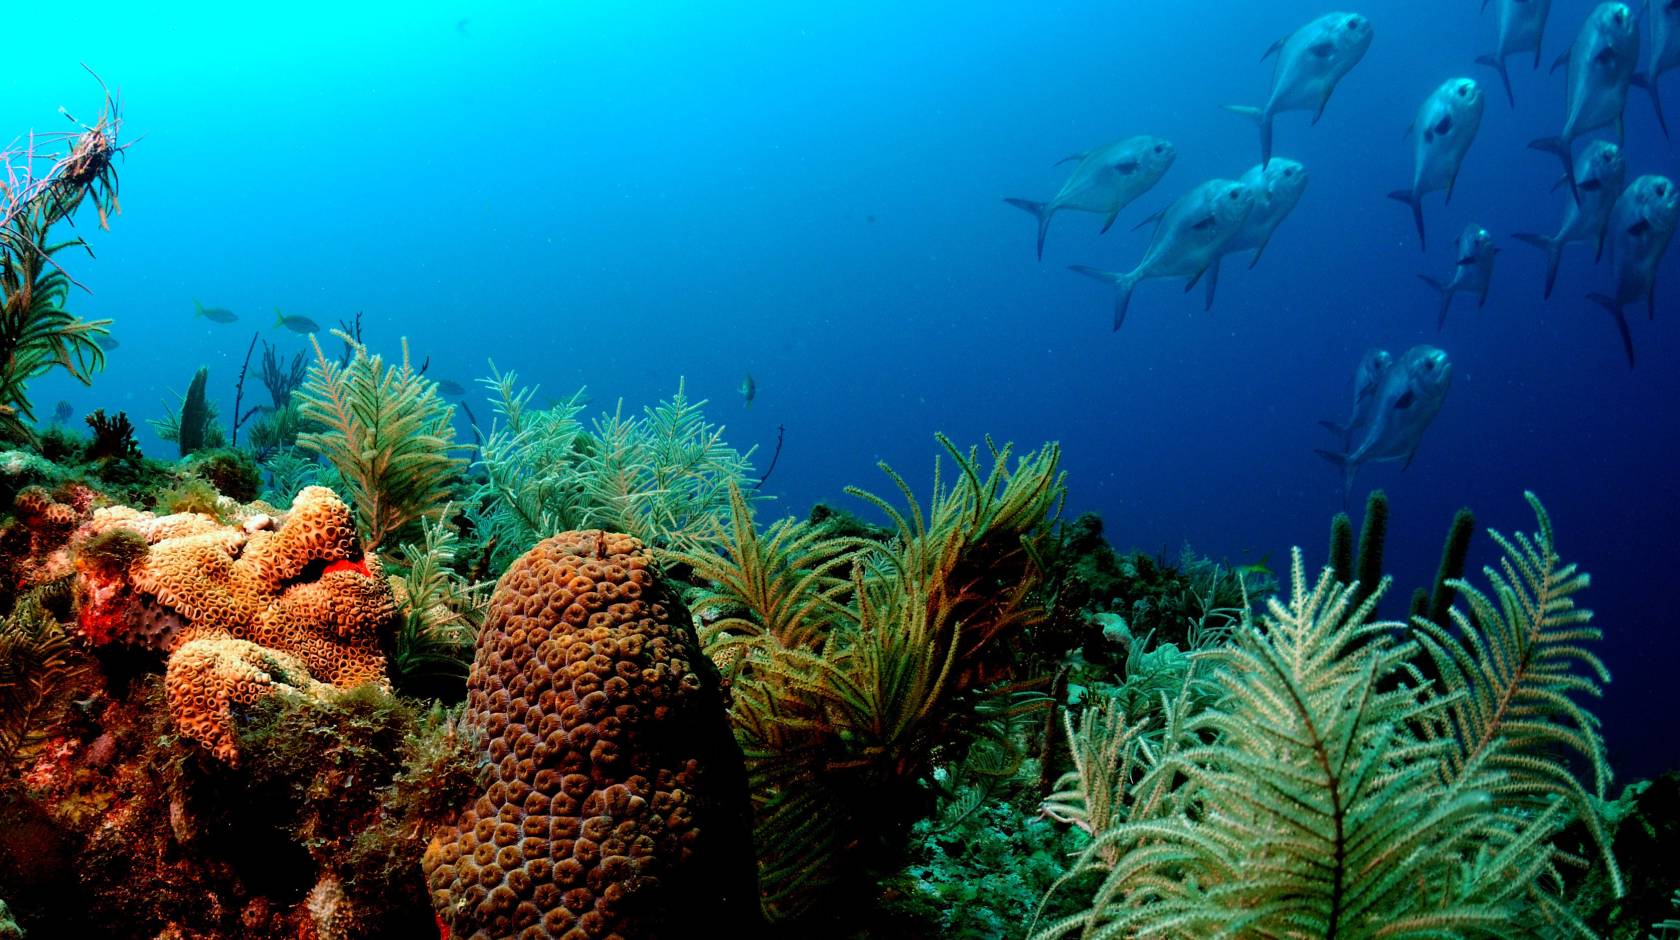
[423,530,758,939]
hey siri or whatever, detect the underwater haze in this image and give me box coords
[12,0,1679,780]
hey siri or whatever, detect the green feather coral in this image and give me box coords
[1033,493,1615,940]
[296,331,464,550]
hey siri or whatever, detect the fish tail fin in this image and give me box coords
[1222,105,1272,165]
[1511,233,1562,299]
[1587,292,1636,368]
[1527,137,1579,202]
[192,299,204,319]
[1640,71,1671,139]
[1387,189,1427,251]
[1314,449,1355,510]
[1004,197,1053,261]
[1069,265,1139,332]
[1475,53,1515,107]
[274,307,286,328]
[1417,275,1452,330]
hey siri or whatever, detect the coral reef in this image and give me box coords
[71,485,396,762]
[423,528,760,938]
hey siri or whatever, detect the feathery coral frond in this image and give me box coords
[296,330,465,550]
[1034,551,1565,940]
[1412,491,1621,900]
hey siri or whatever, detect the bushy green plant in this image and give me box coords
[1033,495,1615,940]
[387,508,488,697]
[258,450,324,505]
[295,331,465,550]
[0,584,93,770]
[470,366,755,565]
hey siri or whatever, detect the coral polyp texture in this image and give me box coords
[69,485,396,763]
[423,529,759,939]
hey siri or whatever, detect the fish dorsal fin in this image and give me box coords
[1053,152,1087,167]
[1132,208,1166,231]
[1261,36,1287,61]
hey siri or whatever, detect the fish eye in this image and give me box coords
[1283,167,1295,176]
[1154,144,1165,153]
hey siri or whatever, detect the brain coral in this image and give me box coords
[422,530,759,939]
[71,486,396,763]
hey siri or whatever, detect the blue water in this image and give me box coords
[9,1,1677,778]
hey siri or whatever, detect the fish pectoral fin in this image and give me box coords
[1131,208,1166,232]
[1550,49,1570,75]
[1318,420,1348,437]
[1308,40,1335,58]
[1402,440,1425,471]
[1628,218,1652,237]
[1203,258,1222,312]
[1114,159,1140,174]
[1099,207,1121,234]
[1395,390,1415,409]
[1261,36,1286,61]
[1434,115,1453,136]
[1053,152,1088,167]
[1313,448,1349,467]
[1184,267,1206,292]
[1190,215,1216,231]
[1313,85,1337,124]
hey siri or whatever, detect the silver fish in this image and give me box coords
[1639,0,1680,135]
[1223,12,1374,166]
[1512,140,1627,298]
[1319,348,1394,452]
[193,300,238,324]
[1589,174,1680,366]
[1316,346,1453,505]
[1389,78,1485,251]
[738,373,756,407]
[1198,159,1310,310]
[1069,178,1255,331]
[1418,223,1499,330]
[1005,136,1176,260]
[1476,0,1555,105]
[1529,3,1639,187]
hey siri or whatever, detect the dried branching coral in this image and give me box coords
[0,72,126,443]
[423,529,758,939]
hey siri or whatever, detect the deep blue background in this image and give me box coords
[6,1,1676,779]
